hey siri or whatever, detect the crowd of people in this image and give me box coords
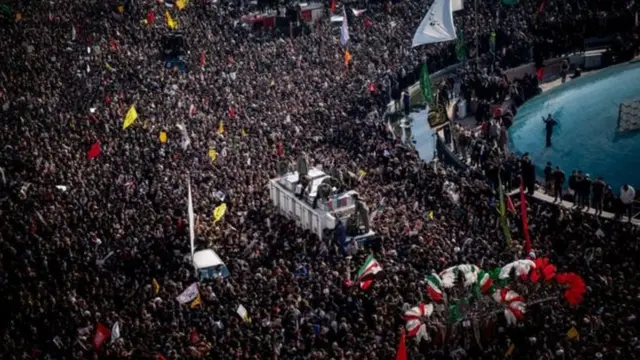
[1,0,640,359]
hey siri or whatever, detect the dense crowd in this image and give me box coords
[1,0,639,359]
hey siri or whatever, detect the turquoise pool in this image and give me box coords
[508,62,640,190]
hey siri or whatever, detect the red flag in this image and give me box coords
[228,106,236,119]
[506,195,516,214]
[190,329,200,344]
[396,329,407,360]
[147,11,155,24]
[330,0,336,13]
[109,39,120,51]
[200,51,206,67]
[364,17,372,29]
[155,354,167,360]
[360,279,374,290]
[87,141,102,159]
[520,177,532,254]
[536,0,546,14]
[368,82,377,92]
[276,142,284,157]
[535,67,544,81]
[93,323,111,350]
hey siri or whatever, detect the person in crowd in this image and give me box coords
[560,58,570,83]
[402,89,411,117]
[618,184,637,221]
[573,170,585,208]
[591,176,606,216]
[553,165,565,202]
[568,169,578,202]
[580,173,593,210]
[521,155,536,195]
[544,161,553,194]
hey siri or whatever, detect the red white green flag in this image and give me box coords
[356,255,382,290]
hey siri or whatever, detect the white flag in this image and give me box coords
[236,304,251,323]
[351,9,366,16]
[176,123,191,150]
[71,25,77,41]
[340,10,349,47]
[176,283,199,304]
[412,0,457,48]
[110,322,121,344]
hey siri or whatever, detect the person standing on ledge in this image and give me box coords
[591,176,606,216]
[553,166,566,203]
[543,114,558,147]
[618,184,636,222]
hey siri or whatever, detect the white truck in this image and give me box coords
[268,167,376,244]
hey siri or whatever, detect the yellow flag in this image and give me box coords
[123,105,138,129]
[504,343,515,357]
[217,121,224,135]
[567,327,580,340]
[213,203,227,223]
[190,294,202,308]
[117,5,125,13]
[428,210,434,221]
[358,169,367,178]
[165,11,178,29]
[105,63,113,71]
[159,131,167,143]
[208,149,218,162]
[176,0,188,10]
[152,278,160,294]
[241,128,247,137]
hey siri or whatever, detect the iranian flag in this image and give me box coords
[425,274,444,302]
[356,255,382,290]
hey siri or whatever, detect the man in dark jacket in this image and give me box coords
[520,155,536,195]
[544,162,553,194]
[553,166,565,203]
[580,174,593,210]
[591,176,606,216]
[571,170,583,208]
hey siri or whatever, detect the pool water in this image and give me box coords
[508,62,640,190]
[409,107,437,162]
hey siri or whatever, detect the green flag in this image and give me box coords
[498,176,512,246]
[0,4,11,16]
[420,63,434,106]
[456,29,467,62]
[501,0,519,4]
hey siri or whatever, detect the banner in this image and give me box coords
[412,0,457,47]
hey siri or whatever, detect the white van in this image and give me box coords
[193,249,230,281]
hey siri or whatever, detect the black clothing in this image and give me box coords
[553,169,565,200]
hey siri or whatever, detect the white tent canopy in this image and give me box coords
[412,0,457,48]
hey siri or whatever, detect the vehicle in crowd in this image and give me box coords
[268,167,378,248]
[192,249,231,281]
